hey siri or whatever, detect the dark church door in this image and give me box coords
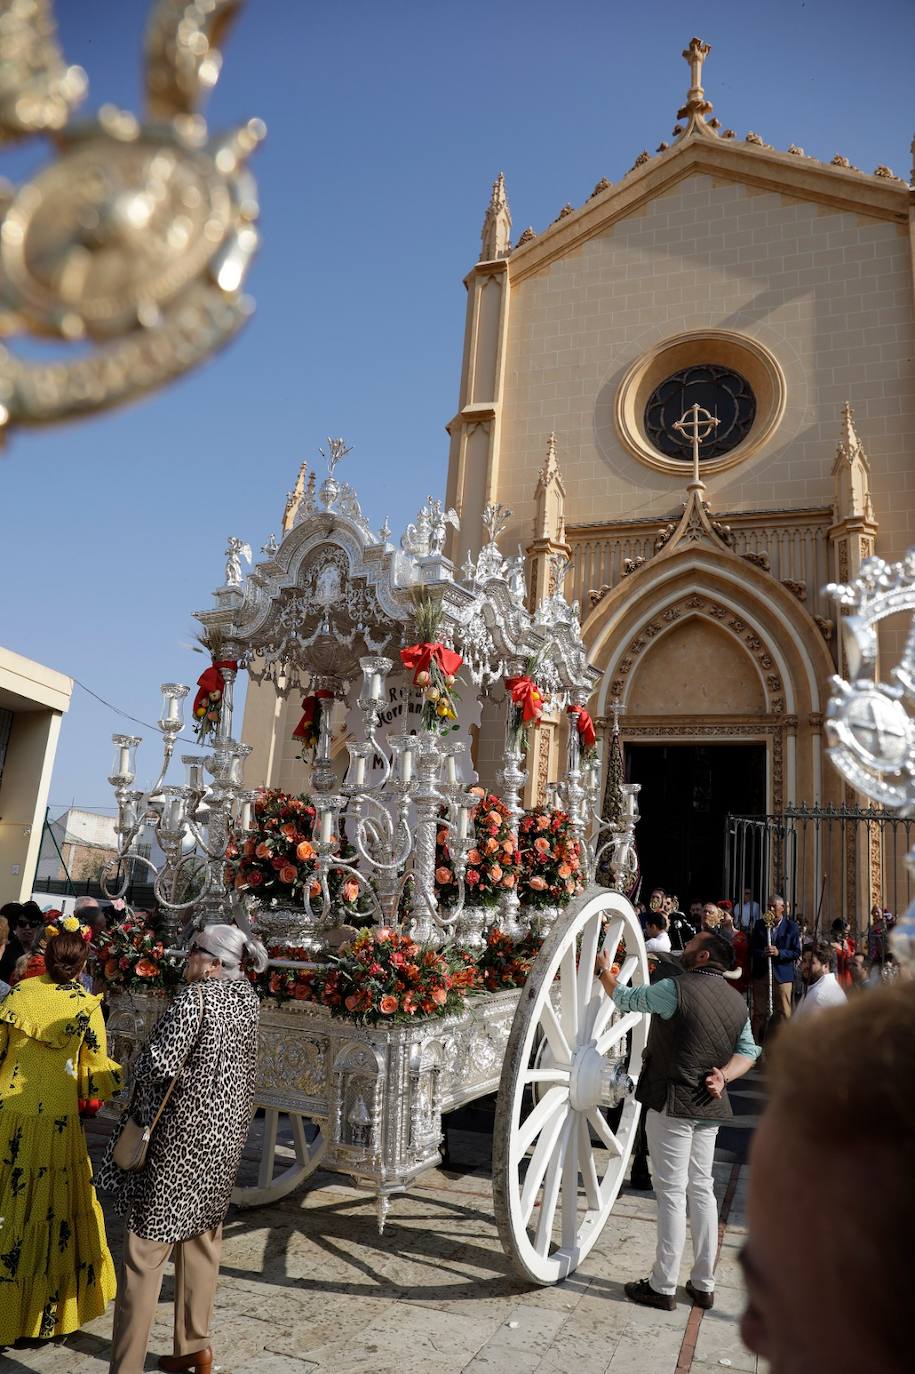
[626,742,766,905]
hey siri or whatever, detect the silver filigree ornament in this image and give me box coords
[825,552,915,967]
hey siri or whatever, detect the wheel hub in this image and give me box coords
[569,1044,634,1112]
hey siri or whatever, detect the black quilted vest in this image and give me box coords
[635,971,749,1121]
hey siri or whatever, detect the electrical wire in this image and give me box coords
[71,677,212,750]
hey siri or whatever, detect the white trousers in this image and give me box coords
[644,1108,719,1295]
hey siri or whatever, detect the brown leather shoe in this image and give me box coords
[157,1349,212,1373]
[685,1279,714,1309]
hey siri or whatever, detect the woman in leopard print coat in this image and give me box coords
[99,924,267,1374]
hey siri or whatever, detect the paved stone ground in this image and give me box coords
[3,1079,767,1374]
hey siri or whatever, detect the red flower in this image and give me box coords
[135,958,159,978]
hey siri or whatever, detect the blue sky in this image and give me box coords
[2,0,913,816]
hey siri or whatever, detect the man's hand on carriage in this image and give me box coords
[595,948,618,995]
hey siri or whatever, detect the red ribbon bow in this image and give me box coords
[505,675,544,724]
[192,659,237,718]
[400,642,463,683]
[292,689,334,740]
[567,704,596,749]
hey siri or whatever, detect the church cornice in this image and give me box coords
[507,137,908,284]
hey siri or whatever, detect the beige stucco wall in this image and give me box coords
[490,174,913,557]
[0,646,72,904]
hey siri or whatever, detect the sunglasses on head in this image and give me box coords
[188,942,219,961]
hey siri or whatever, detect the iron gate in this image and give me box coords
[724,804,914,935]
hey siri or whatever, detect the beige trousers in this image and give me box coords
[108,1223,223,1374]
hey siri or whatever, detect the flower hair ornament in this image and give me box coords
[44,913,93,944]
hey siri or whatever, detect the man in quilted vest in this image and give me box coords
[596,930,760,1311]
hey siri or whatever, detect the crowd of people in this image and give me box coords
[0,895,268,1373]
[635,884,902,1031]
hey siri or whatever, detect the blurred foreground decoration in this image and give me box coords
[0,0,262,445]
[826,551,915,969]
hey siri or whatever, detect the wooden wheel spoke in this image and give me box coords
[520,1100,570,1224]
[523,1067,571,1087]
[559,945,579,1041]
[617,954,639,986]
[577,911,603,1010]
[539,995,572,1065]
[560,1116,580,1250]
[577,1112,602,1210]
[590,989,619,1043]
[587,1108,623,1157]
[516,1084,569,1158]
[534,1115,572,1257]
[600,917,624,964]
[595,1009,641,1057]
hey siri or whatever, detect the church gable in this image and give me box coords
[506,38,907,285]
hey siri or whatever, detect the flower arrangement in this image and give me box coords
[474,926,544,991]
[567,703,598,767]
[434,789,518,911]
[226,789,370,921]
[292,689,333,758]
[400,591,462,734]
[191,627,236,743]
[517,805,583,909]
[505,653,547,754]
[95,909,183,993]
[225,789,319,903]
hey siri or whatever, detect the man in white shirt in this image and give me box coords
[794,941,847,1019]
[644,913,672,953]
[735,888,761,931]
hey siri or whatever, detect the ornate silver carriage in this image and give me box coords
[103,452,649,1285]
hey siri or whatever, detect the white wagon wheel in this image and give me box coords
[232,1107,326,1209]
[493,885,649,1285]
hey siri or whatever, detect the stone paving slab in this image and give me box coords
[2,1131,761,1374]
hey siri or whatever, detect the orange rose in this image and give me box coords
[435,866,453,885]
[296,839,315,862]
[308,879,321,898]
[536,814,551,830]
[135,958,159,978]
[379,994,398,1014]
[484,837,499,855]
[486,810,502,828]
[281,823,297,839]
[255,842,271,859]
[558,862,572,880]
[341,879,360,904]
[436,829,449,845]
[502,873,515,888]
[534,837,551,854]
[469,786,485,798]
[490,864,503,882]
[402,991,418,1014]
[279,865,298,884]
[529,876,548,891]
[502,839,515,854]
[467,849,482,865]
[431,986,448,1005]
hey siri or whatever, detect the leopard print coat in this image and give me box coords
[96,977,259,1242]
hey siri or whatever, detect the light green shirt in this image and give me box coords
[612,977,761,1061]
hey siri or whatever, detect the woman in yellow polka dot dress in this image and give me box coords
[0,915,121,1347]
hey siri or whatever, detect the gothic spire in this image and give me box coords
[479,171,512,261]
[832,401,875,524]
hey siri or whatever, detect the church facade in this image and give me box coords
[442,38,914,913]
